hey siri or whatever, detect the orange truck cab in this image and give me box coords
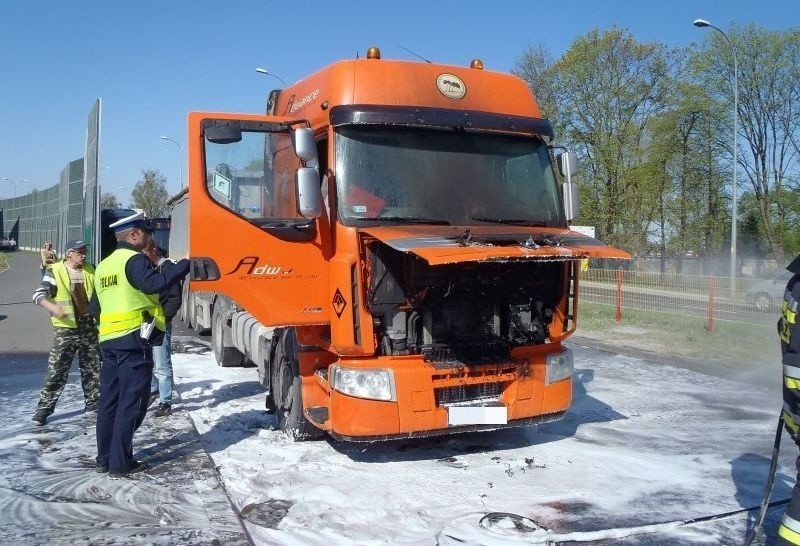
[171,48,628,441]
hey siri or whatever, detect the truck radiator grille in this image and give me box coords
[435,382,503,406]
[422,341,509,367]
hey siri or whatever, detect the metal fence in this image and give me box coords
[580,267,784,327]
[0,158,84,255]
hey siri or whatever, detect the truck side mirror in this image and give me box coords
[558,151,579,221]
[292,127,318,167]
[558,151,578,181]
[296,167,322,218]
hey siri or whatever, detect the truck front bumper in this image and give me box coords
[305,344,572,441]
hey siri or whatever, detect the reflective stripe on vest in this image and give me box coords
[784,513,800,535]
[785,289,799,313]
[784,402,800,436]
[779,523,800,545]
[785,365,800,380]
[49,261,95,329]
[781,291,798,344]
[95,248,165,342]
[784,402,800,423]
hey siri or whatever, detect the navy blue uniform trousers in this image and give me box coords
[96,348,153,472]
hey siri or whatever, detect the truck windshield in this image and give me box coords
[334,126,564,227]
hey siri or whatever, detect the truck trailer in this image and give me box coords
[170,48,628,441]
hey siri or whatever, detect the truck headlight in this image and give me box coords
[546,348,574,384]
[331,366,396,401]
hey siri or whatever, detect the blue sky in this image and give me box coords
[0,0,795,199]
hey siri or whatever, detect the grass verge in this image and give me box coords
[575,302,779,367]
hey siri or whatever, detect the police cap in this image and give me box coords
[109,211,151,233]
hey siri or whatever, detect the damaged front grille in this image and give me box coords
[435,382,504,406]
[422,341,510,367]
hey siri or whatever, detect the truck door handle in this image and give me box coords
[190,257,221,281]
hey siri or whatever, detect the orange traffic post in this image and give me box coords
[706,274,715,334]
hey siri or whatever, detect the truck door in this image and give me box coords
[186,112,330,326]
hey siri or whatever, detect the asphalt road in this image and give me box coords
[0,248,788,545]
[0,249,250,545]
[0,251,51,400]
[0,250,50,352]
[0,249,200,409]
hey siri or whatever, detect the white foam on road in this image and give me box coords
[0,338,791,545]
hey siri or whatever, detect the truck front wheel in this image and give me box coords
[271,329,324,440]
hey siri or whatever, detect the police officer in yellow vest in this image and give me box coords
[778,254,800,545]
[31,239,100,425]
[89,211,189,479]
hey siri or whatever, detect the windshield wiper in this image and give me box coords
[471,217,548,226]
[353,216,451,225]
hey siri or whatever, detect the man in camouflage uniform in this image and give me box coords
[31,240,100,425]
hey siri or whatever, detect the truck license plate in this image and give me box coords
[447,406,508,426]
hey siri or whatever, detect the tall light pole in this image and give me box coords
[159,136,184,188]
[114,185,128,207]
[1,177,28,197]
[255,67,287,87]
[694,18,739,298]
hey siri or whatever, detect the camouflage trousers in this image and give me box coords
[36,316,101,415]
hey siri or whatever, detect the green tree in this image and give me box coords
[517,28,680,254]
[100,192,120,209]
[646,79,730,269]
[691,24,800,263]
[131,169,169,218]
[738,193,770,258]
[512,44,557,119]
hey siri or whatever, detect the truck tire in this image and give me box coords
[180,281,190,325]
[185,284,198,331]
[271,329,324,440]
[260,342,276,413]
[264,386,276,414]
[212,302,241,367]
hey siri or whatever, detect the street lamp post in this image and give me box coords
[115,186,128,207]
[693,18,739,298]
[159,136,184,188]
[1,177,28,197]
[255,67,288,87]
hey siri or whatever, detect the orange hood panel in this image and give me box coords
[360,226,630,265]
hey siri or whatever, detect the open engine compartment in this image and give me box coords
[365,242,565,365]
